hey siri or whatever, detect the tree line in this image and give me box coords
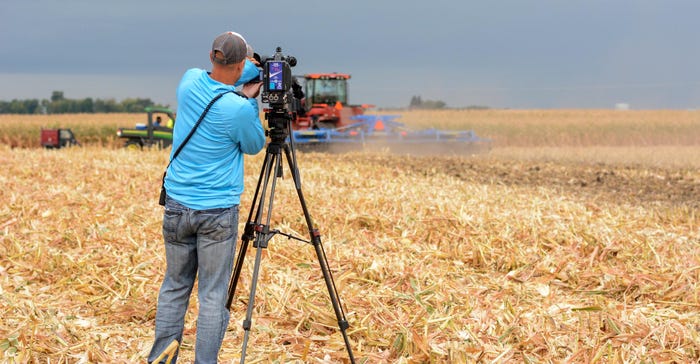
[409,95,446,109]
[0,91,169,114]
[408,95,490,110]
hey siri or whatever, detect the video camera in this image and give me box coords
[251,47,304,136]
[260,47,296,104]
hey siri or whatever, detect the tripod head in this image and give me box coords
[265,108,293,146]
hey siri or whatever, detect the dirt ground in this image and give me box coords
[362,154,700,210]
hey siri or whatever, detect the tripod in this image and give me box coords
[225,114,356,363]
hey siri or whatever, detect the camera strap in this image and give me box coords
[168,90,245,166]
[159,89,246,205]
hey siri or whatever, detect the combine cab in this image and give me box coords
[292,73,368,130]
[116,107,175,149]
[288,73,490,154]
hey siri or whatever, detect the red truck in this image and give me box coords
[41,128,80,149]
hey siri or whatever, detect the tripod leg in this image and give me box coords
[283,145,356,363]
[227,151,273,310]
[239,237,266,363]
[239,149,282,363]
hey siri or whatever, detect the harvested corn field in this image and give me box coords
[1,110,699,363]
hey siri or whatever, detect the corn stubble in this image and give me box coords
[1,110,699,363]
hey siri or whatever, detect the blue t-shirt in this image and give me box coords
[164,66,266,210]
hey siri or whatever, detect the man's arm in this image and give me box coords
[234,99,265,155]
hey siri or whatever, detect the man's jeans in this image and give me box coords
[148,195,238,364]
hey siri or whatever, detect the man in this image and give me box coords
[148,31,266,363]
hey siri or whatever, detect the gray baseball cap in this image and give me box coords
[211,31,252,65]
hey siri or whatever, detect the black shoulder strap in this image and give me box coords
[166,90,246,169]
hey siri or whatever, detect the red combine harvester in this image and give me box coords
[288,73,490,154]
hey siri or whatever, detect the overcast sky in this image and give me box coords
[2,0,699,109]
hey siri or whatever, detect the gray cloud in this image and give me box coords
[1,0,699,109]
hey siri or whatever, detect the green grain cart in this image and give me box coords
[116,107,176,149]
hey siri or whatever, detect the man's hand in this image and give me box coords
[241,81,262,98]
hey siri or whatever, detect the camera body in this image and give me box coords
[259,47,296,107]
[254,47,302,135]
